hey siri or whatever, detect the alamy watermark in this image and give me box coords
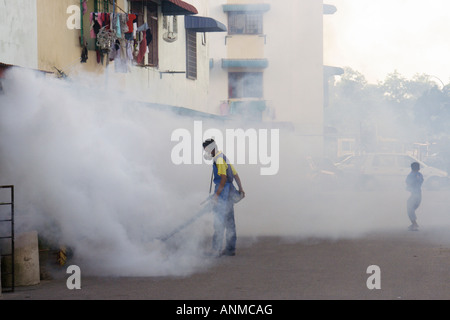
[66,5,82,30]
[66,265,81,290]
[366,265,381,290]
[171,121,280,176]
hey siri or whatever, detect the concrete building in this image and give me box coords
[207,0,338,155]
[0,0,227,113]
[1,1,338,129]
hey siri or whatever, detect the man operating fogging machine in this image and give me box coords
[203,139,245,257]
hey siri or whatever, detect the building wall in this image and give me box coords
[36,0,98,74]
[121,0,211,110]
[208,0,325,154]
[208,1,324,121]
[208,0,269,118]
[226,37,265,59]
[123,0,211,110]
[207,0,229,114]
[0,0,39,69]
[1,0,212,113]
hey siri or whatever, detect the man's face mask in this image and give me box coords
[203,144,216,161]
[203,151,213,161]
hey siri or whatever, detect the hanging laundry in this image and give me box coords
[126,14,136,34]
[90,13,95,38]
[136,23,152,45]
[90,13,101,38]
[97,12,103,28]
[132,37,139,60]
[109,39,121,61]
[136,23,148,33]
[82,0,87,15]
[126,40,133,62]
[146,28,152,45]
[120,13,129,34]
[133,17,138,40]
[104,13,110,30]
[114,39,129,73]
[96,49,101,64]
[124,13,136,40]
[81,45,88,63]
[115,14,122,38]
[136,31,147,64]
[96,26,116,52]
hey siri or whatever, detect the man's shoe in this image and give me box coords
[221,250,236,256]
[205,250,222,258]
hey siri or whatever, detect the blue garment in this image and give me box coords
[211,153,237,253]
[212,184,236,253]
[405,170,423,223]
[406,171,423,195]
[212,152,234,185]
[115,14,121,38]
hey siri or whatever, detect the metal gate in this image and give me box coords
[0,185,15,293]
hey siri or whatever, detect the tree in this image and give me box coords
[326,67,450,153]
[327,67,379,133]
[414,83,450,137]
[380,70,411,103]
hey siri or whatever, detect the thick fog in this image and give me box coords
[1,68,450,277]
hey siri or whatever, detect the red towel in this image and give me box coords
[136,32,147,64]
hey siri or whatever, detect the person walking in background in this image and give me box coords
[405,162,424,231]
[203,138,245,256]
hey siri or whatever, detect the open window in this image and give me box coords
[228,11,263,35]
[130,0,158,67]
[228,72,263,99]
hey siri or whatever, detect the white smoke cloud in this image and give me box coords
[0,68,215,276]
[1,67,449,278]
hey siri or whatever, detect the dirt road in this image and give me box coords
[2,228,450,301]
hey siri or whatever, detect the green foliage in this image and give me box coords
[326,67,450,142]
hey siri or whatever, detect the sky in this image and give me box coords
[323,0,450,85]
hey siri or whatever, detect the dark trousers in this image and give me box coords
[407,193,421,223]
[212,200,236,253]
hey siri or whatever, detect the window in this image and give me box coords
[341,141,354,154]
[130,0,158,67]
[228,12,263,35]
[186,30,197,79]
[228,72,263,99]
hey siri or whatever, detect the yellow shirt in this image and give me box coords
[214,151,237,178]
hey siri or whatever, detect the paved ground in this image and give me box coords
[2,228,450,301]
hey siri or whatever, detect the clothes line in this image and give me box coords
[88,11,154,73]
[90,12,142,40]
[90,11,142,15]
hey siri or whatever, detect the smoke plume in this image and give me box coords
[1,67,450,277]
